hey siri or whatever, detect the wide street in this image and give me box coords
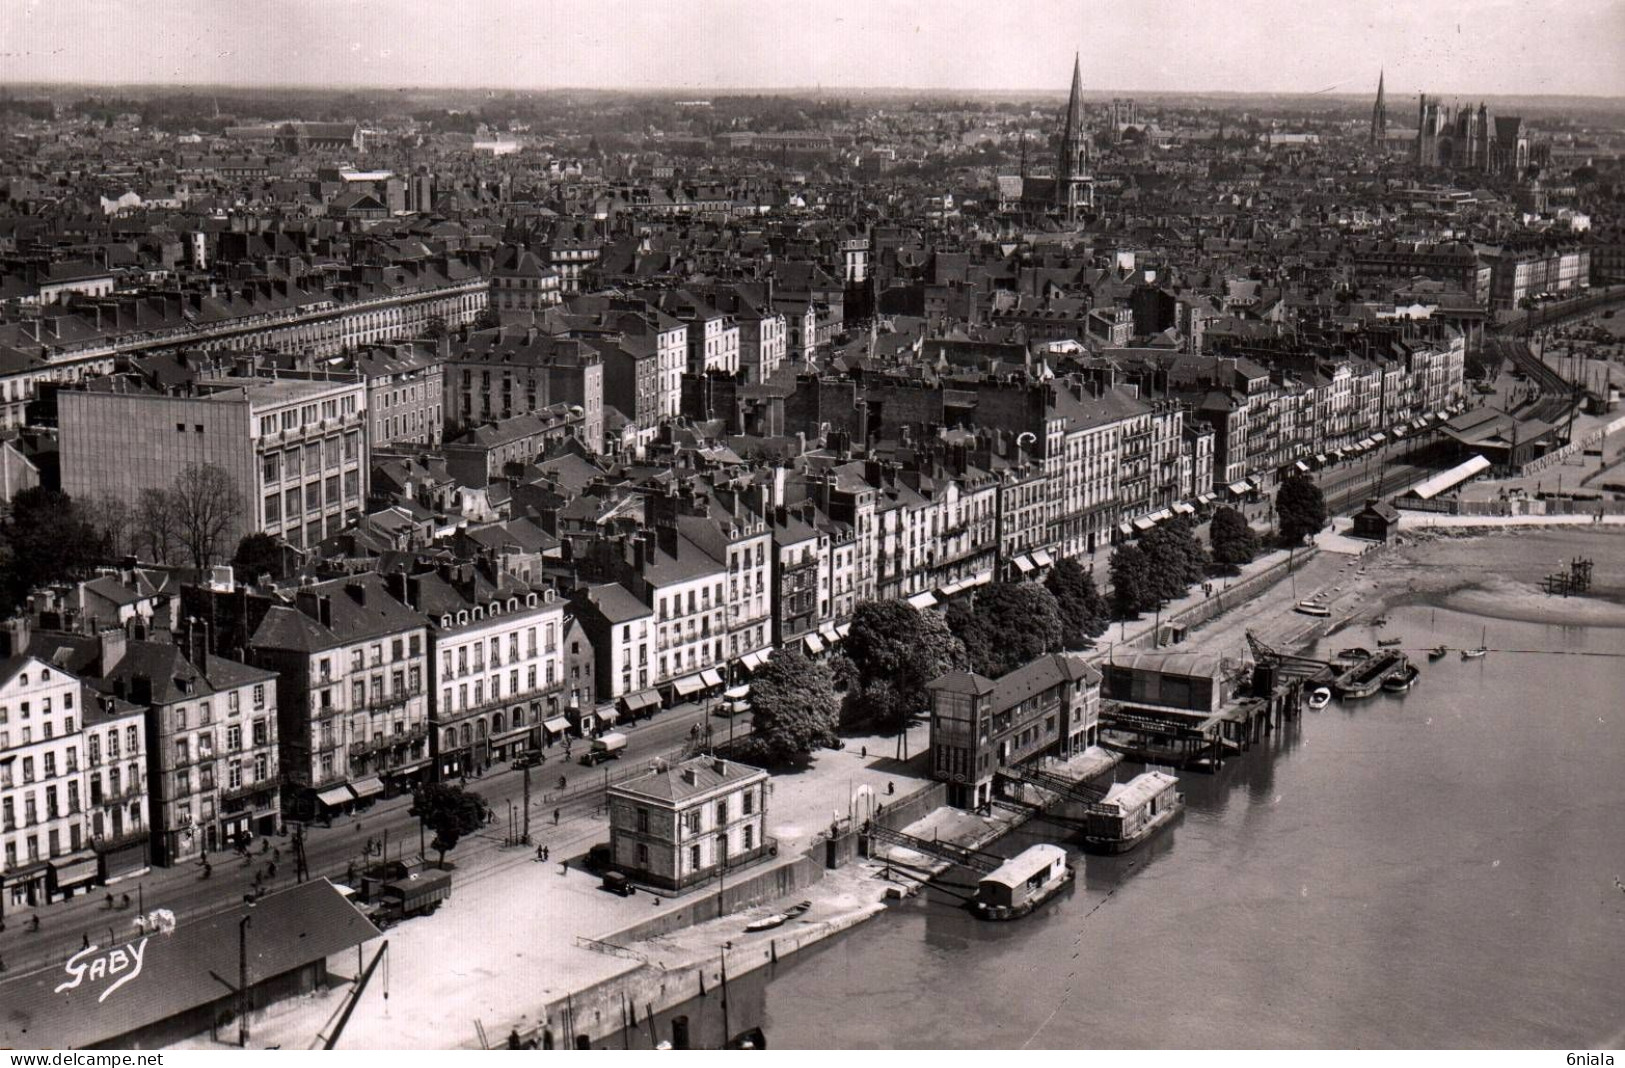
[0,692,745,977]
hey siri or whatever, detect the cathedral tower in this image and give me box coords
[1370,70,1387,146]
[1055,52,1094,221]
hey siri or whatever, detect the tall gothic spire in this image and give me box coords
[1370,69,1388,146]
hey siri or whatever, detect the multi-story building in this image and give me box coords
[926,654,1102,810]
[0,654,134,905]
[60,375,369,552]
[443,328,604,450]
[489,245,562,314]
[569,582,656,710]
[351,343,446,449]
[184,573,431,818]
[398,564,567,779]
[606,756,771,891]
[94,639,279,865]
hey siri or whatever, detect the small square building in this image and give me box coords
[606,756,771,891]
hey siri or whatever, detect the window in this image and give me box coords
[637,842,650,867]
[742,789,753,816]
[263,452,280,483]
[717,799,728,824]
[228,761,242,789]
[227,723,242,750]
[305,482,321,513]
[743,825,753,850]
[252,684,265,708]
[636,807,649,833]
[686,809,701,834]
[690,844,701,871]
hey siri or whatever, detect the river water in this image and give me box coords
[723,603,1625,1049]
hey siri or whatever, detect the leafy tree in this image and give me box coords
[843,601,968,732]
[744,648,840,766]
[1109,544,1153,620]
[171,463,242,571]
[1208,506,1259,574]
[946,581,1064,678]
[0,487,107,611]
[232,533,285,582]
[471,306,502,331]
[420,315,449,340]
[1045,558,1108,647]
[1275,474,1328,547]
[1139,515,1207,602]
[410,783,489,867]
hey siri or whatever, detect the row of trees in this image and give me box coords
[0,463,244,613]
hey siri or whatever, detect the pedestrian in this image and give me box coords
[82,932,90,950]
[887,781,895,796]
[268,861,278,878]
[106,892,114,910]
[121,893,130,910]
[542,846,550,862]
[559,860,568,875]
[536,843,545,862]
[553,808,560,825]
[861,745,867,759]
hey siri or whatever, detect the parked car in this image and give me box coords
[512,751,544,770]
[600,871,635,897]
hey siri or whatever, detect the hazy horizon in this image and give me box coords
[4,0,1624,98]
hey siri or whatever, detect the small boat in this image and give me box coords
[1336,646,1374,663]
[743,901,811,932]
[1382,664,1420,693]
[972,845,1073,921]
[1377,637,1403,648]
[1295,600,1332,617]
[1428,646,1449,662]
[1462,626,1488,660]
[1307,686,1332,710]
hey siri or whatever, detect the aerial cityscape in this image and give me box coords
[0,0,1622,1053]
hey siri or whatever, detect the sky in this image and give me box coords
[3,0,1624,97]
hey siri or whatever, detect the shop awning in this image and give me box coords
[1294,459,1311,472]
[699,668,725,690]
[1174,502,1196,515]
[388,760,429,777]
[938,579,965,597]
[1435,410,1449,421]
[349,776,384,800]
[1013,554,1035,573]
[906,591,938,610]
[818,623,840,643]
[1228,480,1251,495]
[1246,475,1263,488]
[724,684,751,701]
[544,716,573,733]
[1197,493,1217,505]
[598,707,620,725]
[739,650,768,672]
[316,785,354,808]
[834,623,851,640]
[673,675,704,697]
[1329,448,1344,459]
[622,689,661,712]
[1118,521,1135,537]
[51,855,100,889]
[1132,516,1156,531]
[1392,425,1408,438]
[1358,437,1376,449]
[1314,453,1328,465]
[804,633,826,654]
[1371,431,1387,443]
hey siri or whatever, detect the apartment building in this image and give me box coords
[443,328,605,450]
[606,756,771,891]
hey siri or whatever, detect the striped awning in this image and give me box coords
[1013,554,1035,573]
[804,633,826,654]
[621,689,661,712]
[834,623,851,640]
[700,668,725,689]
[724,684,751,701]
[1314,453,1328,465]
[1174,502,1196,515]
[818,622,840,643]
[1294,460,1311,473]
[1118,522,1135,537]
[1371,431,1387,443]
[906,591,938,610]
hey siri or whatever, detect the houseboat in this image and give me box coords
[971,844,1073,921]
[1081,771,1185,855]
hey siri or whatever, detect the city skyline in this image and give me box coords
[3,0,1625,98]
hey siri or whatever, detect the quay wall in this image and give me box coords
[592,853,826,947]
[1126,546,1323,649]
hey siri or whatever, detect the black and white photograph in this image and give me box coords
[0,0,1622,1053]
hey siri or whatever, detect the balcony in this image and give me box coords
[221,773,282,804]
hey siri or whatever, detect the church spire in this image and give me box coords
[1056,52,1090,218]
[1370,68,1388,147]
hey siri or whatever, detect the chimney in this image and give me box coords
[712,758,728,776]
[98,627,128,675]
[0,616,30,658]
[681,767,698,786]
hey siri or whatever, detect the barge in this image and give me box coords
[1081,771,1185,855]
[1332,650,1409,700]
[971,844,1073,921]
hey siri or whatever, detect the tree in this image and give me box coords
[171,463,242,571]
[743,648,840,766]
[945,581,1064,678]
[843,600,968,732]
[1045,558,1107,647]
[1208,506,1259,574]
[133,487,181,565]
[471,306,502,331]
[421,315,449,340]
[1109,544,1153,620]
[410,783,489,867]
[0,487,107,611]
[1275,474,1328,547]
[1139,515,1207,603]
[232,533,285,582]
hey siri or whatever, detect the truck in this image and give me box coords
[579,732,628,765]
[367,869,453,928]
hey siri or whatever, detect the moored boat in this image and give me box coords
[1462,627,1488,660]
[1306,686,1332,710]
[1377,637,1403,648]
[1382,664,1420,693]
[971,844,1073,921]
[1081,771,1185,855]
[1334,649,1409,700]
[743,900,811,932]
[1428,646,1449,662]
[1295,600,1332,617]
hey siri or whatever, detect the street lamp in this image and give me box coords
[238,908,254,1048]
